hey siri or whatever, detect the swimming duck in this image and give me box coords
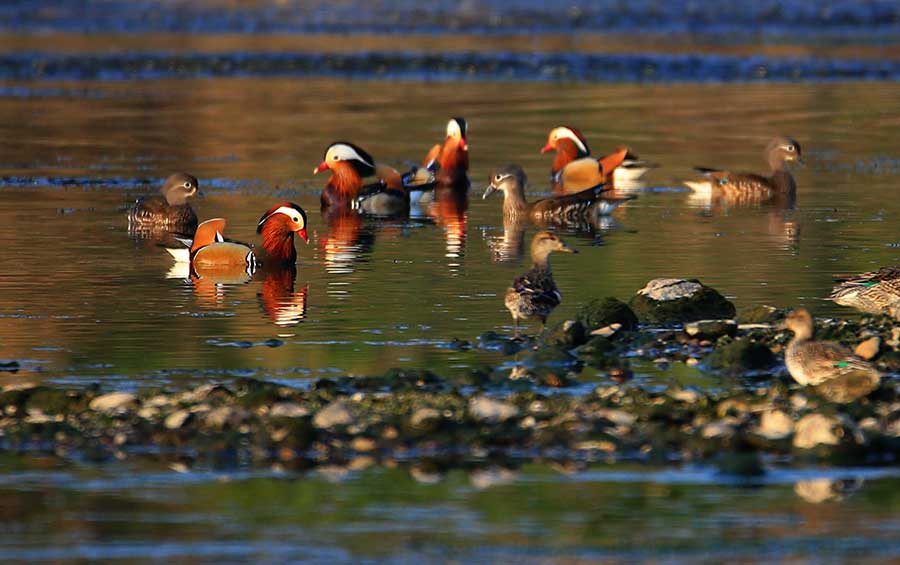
[684,136,802,199]
[423,117,469,185]
[166,202,309,270]
[128,172,199,233]
[505,231,576,336]
[782,308,881,397]
[482,164,634,222]
[315,141,410,215]
[830,267,900,318]
[541,126,648,192]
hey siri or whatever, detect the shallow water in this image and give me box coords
[2,15,900,561]
[2,455,900,563]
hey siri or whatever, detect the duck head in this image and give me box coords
[314,142,377,177]
[782,308,814,340]
[162,172,199,206]
[541,126,590,156]
[446,117,468,152]
[482,164,528,201]
[530,230,577,266]
[257,202,309,264]
[766,136,803,168]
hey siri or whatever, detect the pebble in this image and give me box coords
[469,396,519,423]
[590,323,622,338]
[164,409,192,430]
[313,401,355,429]
[756,409,794,440]
[269,403,310,418]
[793,414,841,449]
[89,392,137,413]
[854,336,881,360]
[410,407,442,429]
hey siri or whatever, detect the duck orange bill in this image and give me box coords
[298,228,309,243]
[313,161,329,174]
[541,142,553,154]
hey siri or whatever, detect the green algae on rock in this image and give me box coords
[629,279,736,324]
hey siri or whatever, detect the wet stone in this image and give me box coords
[756,409,794,440]
[684,319,737,341]
[164,409,192,430]
[793,413,843,449]
[577,297,638,331]
[629,278,736,323]
[269,402,309,418]
[469,396,519,424]
[89,392,137,413]
[855,336,881,360]
[542,319,587,349]
[704,338,776,375]
[313,401,355,429]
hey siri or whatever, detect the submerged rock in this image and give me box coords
[542,319,587,349]
[313,401,355,429]
[737,305,783,324]
[684,319,737,341]
[629,278,736,323]
[469,396,519,423]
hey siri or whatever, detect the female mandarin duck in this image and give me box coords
[782,308,881,400]
[505,231,576,336]
[128,172,199,233]
[830,267,900,318]
[166,203,309,272]
[482,164,634,222]
[541,126,656,188]
[684,136,802,200]
[315,141,411,215]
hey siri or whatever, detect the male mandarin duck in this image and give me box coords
[315,141,411,215]
[782,308,881,400]
[128,172,199,233]
[166,203,309,272]
[482,164,634,222]
[830,267,900,318]
[684,136,802,199]
[420,117,469,186]
[541,126,653,191]
[505,231,576,336]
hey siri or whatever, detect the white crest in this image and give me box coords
[326,144,375,168]
[259,206,305,228]
[552,127,588,154]
[446,119,462,138]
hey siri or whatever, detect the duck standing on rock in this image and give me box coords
[482,164,634,223]
[782,308,881,402]
[505,231,577,337]
[128,172,199,235]
[684,136,802,205]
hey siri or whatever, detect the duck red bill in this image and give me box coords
[298,228,309,243]
[541,142,553,153]
[313,161,329,174]
[459,138,468,151]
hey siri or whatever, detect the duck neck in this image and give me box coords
[329,163,364,197]
[788,324,814,347]
[531,249,552,271]
[552,139,586,175]
[502,185,530,219]
[439,140,468,181]
[260,222,297,265]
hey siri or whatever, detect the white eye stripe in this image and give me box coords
[446,119,461,138]
[327,144,375,168]
[552,128,587,154]
[261,206,305,227]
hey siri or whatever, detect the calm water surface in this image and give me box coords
[1,79,899,385]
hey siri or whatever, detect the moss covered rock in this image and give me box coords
[705,338,776,375]
[577,297,638,331]
[629,279,736,324]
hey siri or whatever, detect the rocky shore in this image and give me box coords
[2,280,900,474]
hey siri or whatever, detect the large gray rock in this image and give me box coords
[576,297,638,331]
[629,279,735,323]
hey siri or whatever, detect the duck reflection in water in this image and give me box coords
[319,208,377,276]
[427,184,468,272]
[258,266,309,328]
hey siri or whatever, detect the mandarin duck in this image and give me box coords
[128,172,199,234]
[684,137,802,200]
[505,231,576,336]
[482,164,634,223]
[315,141,412,215]
[782,308,881,400]
[166,203,308,273]
[541,125,656,187]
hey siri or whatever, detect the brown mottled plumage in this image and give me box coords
[128,172,199,233]
[505,231,576,336]
[482,164,634,223]
[830,267,900,318]
[782,308,880,400]
[685,136,802,199]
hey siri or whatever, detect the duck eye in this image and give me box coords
[495,174,502,181]
[292,216,299,223]
[786,145,795,152]
[183,181,192,189]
